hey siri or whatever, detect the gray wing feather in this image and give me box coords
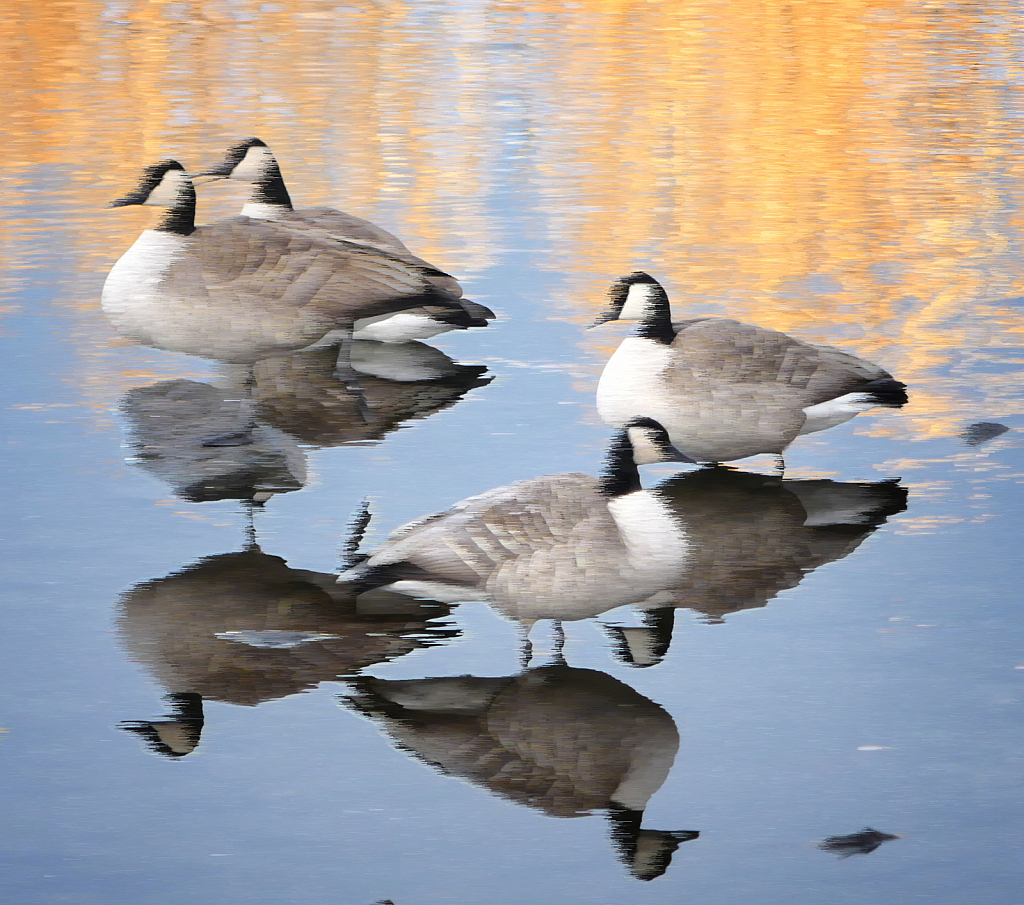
[674,319,891,404]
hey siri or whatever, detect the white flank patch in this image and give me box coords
[799,392,877,435]
[354,312,451,343]
[368,578,489,605]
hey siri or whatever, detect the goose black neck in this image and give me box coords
[635,285,675,345]
[253,162,294,210]
[154,183,197,236]
[600,430,642,498]
[606,805,643,863]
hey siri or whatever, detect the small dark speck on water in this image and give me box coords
[960,422,1010,446]
[818,827,900,858]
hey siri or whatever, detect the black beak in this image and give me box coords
[192,160,235,180]
[108,191,147,208]
[588,309,618,329]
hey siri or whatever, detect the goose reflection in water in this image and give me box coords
[338,420,690,655]
[117,545,457,757]
[247,342,491,448]
[605,468,907,666]
[120,342,490,498]
[341,665,698,881]
[121,378,307,504]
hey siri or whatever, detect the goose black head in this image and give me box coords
[591,272,665,326]
[109,160,196,234]
[196,137,270,179]
[601,418,684,497]
[196,138,292,208]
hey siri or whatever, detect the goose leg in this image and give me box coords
[552,619,566,662]
[518,634,533,670]
[333,333,376,424]
[241,498,263,549]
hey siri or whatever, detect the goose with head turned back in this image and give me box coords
[196,138,495,342]
[595,272,908,469]
[338,418,691,653]
[102,160,474,364]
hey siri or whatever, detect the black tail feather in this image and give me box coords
[862,377,908,408]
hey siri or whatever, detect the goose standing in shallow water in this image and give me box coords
[338,419,691,655]
[196,138,495,342]
[594,272,908,469]
[102,160,475,363]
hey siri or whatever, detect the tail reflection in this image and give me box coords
[342,665,698,881]
[248,343,491,448]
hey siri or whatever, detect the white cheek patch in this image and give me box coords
[619,283,660,320]
[146,171,190,207]
[233,146,276,181]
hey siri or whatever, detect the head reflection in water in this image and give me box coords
[341,665,698,881]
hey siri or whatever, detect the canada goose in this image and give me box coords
[342,666,698,881]
[594,272,908,467]
[120,379,306,503]
[338,419,692,645]
[196,138,495,342]
[602,468,907,666]
[102,160,476,363]
[116,545,457,713]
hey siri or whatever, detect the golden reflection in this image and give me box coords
[1,0,1021,440]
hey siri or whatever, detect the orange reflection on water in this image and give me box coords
[0,0,1020,440]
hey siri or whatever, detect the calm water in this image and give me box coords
[3,3,1024,904]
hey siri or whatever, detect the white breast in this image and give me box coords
[596,337,677,429]
[607,492,690,583]
[101,230,191,337]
